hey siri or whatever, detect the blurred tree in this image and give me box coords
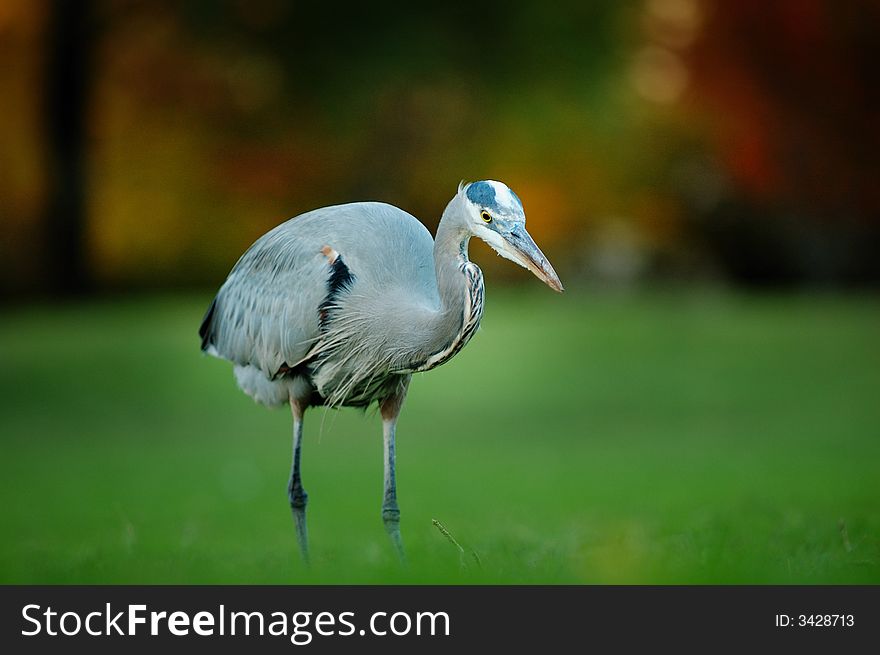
[3,0,878,295]
[683,0,880,286]
[42,0,93,294]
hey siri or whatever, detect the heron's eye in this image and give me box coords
[480,210,492,223]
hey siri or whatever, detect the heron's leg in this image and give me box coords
[288,398,309,565]
[380,387,408,562]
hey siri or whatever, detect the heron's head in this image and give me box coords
[460,180,563,292]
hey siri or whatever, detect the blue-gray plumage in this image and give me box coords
[199,180,562,562]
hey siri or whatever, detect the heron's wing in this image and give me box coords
[200,202,438,381]
[200,216,331,378]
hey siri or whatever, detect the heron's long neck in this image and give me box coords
[405,207,483,371]
[433,213,471,317]
[384,204,483,373]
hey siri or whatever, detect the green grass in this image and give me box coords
[1,290,878,584]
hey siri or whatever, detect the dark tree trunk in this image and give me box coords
[43,0,92,295]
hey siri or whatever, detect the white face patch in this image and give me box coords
[486,180,519,214]
[472,224,529,271]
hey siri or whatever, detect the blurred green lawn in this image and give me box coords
[1,291,878,584]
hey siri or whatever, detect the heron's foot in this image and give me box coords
[382,506,406,564]
[289,485,310,566]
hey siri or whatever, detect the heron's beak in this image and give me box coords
[501,225,564,292]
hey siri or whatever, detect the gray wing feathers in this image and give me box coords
[201,202,438,393]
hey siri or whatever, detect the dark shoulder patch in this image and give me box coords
[318,251,355,330]
[199,297,217,351]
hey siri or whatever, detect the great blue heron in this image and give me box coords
[199,180,562,562]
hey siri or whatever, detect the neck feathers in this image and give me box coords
[402,195,485,373]
[414,258,484,373]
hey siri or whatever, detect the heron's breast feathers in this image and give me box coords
[301,257,484,406]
